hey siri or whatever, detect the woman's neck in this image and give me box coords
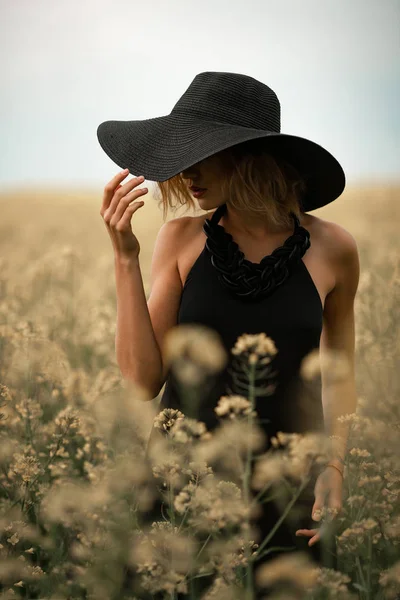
[220,203,297,238]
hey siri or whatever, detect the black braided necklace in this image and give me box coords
[202,203,311,301]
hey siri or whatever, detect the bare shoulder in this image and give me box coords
[164,210,211,239]
[165,210,208,230]
[308,214,360,296]
[157,213,197,250]
[306,213,359,261]
[156,212,207,268]
[161,213,194,234]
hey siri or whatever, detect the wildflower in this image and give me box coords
[40,480,109,527]
[152,452,185,491]
[7,533,19,546]
[386,515,400,538]
[346,494,365,507]
[338,518,380,553]
[253,431,332,486]
[187,478,249,534]
[363,518,378,530]
[252,453,286,488]
[308,567,353,596]
[53,407,81,431]
[201,576,243,600]
[299,349,320,381]
[196,419,266,475]
[182,460,213,482]
[215,395,257,419]
[169,417,211,444]
[379,560,400,599]
[232,333,278,359]
[28,565,45,579]
[15,398,43,421]
[311,506,340,523]
[300,348,352,383]
[153,408,185,432]
[0,384,12,403]
[358,475,382,487]
[349,447,371,458]
[254,551,318,590]
[129,522,196,596]
[10,336,70,385]
[174,481,197,514]
[0,438,18,462]
[229,333,279,399]
[9,454,43,484]
[207,535,259,573]
[162,324,227,384]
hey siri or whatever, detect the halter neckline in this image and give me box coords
[203,203,311,301]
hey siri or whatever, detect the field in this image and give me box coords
[0,183,399,599]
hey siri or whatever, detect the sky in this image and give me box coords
[1,0,399,192]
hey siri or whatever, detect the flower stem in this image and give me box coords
[196,532,212,561]
[243,363,256,598]
[169,482,175,527]
[356,556,368,599]
[251,475,311,562]
[366,531,372,599]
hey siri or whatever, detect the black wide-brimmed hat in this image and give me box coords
[97,71,346,212]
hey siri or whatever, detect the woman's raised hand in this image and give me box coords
[100,169,148,259]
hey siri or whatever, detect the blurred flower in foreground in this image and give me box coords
[215,395,257,420]
[129,521,196,596]
[232,332,278,362]
[379,560,400,600]
[252,431,332,487]
[162,324,227,385]
[168,416,212,444]
[300,347,352,383]
[196,419,266,478]
[229,333,279,398]
[200,535,259,594]
[153,408,185,432]
[201,576,245,599]
[175,475,249,534]
[254,551,318,591]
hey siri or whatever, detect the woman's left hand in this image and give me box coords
[295,466,343,546]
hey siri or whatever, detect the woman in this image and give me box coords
[97,71,360,595]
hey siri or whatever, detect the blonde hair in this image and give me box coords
[154,138,308,230]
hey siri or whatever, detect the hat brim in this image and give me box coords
[97,115,345,212]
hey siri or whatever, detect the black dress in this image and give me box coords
[146,205,338,597]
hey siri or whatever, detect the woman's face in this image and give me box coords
[180,150,231,210]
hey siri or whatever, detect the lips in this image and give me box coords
[189,186,207,192]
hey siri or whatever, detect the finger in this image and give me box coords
[110,187,148,226]
[308,532,320,546]
[106,176,145,220]
[312,504,323,522]
[101,169,130,213]
[103,176,145,222]
[295,528,318,538]
[296,529,321,543]
[312,490,327,520]
[102,172,143,217]
[114,200,146,231]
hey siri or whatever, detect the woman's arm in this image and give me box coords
[114,254,164,397]
[115,219,187,398]
[320,224,360,470]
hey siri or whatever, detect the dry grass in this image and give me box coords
[0,182,399,599]
[1,182,399,280]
